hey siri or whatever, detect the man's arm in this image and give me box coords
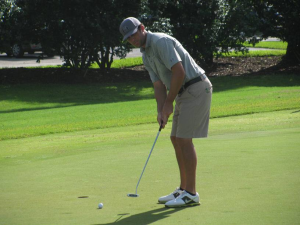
[153,80,167,127]
[154,61,186,128]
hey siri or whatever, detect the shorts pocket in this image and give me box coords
[187,83,212,98]
[187,83,201,98]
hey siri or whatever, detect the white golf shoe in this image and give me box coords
[165,190,200,208]
[158,187,183,204]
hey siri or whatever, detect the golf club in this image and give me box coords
[127,123,163,197]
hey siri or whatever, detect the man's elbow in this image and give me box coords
[171,62,185,78]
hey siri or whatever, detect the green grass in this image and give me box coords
[1,42,299,224]
[0,110,299,225]
[108,49,286,68]
[243,41,287,49]
[109,50,286,69]
[111,57,144,69]
[87,57,144,69]
[1,53,299,224]
[219,50,286,57]
[1,74,299,140]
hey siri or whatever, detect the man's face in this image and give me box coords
[127,27,146,48]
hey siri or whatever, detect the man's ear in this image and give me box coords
[139,24,145,31]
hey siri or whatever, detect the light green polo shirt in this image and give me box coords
[140,32,206,90]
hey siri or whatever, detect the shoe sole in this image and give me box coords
[165,202,201,208]
[158,200,171,204]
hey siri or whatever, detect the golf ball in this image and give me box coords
[98,203,103,209]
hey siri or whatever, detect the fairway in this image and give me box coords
[0,110,299,225]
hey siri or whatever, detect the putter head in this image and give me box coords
[127,193,139,197]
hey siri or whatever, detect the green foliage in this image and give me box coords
[143,0,299,66]
[140,0,173,35]
[249,0,300,62]
[1,0,298,70]
[143,0,262,67]
[1,0,141,69]
[0,0,20,55]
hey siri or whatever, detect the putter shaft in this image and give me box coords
[134,125,162,195]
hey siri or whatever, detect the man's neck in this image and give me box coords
[141,32,148,49]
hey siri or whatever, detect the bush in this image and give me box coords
[1,0,141,69]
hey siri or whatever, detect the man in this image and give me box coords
[119,17,212,208]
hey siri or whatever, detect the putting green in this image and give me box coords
[0,110,299,225]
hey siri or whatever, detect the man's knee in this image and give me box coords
[171,136,192,148]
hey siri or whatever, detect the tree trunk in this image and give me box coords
[284,38,300,64]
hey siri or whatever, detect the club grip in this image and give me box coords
[159,121,163,131]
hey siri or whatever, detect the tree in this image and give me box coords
[143,0,262,67]
[250,0,300,64]
[144,0,299,66]
[0,0,12,55]
[52,0,141,69]
[6,0,141,69]
[0,0,24,56]
[140,0,173,35]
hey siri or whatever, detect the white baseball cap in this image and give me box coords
[119,17,141,41]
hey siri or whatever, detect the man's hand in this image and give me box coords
[161,101,173,128]
[157,112,163,127]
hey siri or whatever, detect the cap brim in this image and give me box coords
[123,27,138,41]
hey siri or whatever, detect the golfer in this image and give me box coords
[120,17,212,208]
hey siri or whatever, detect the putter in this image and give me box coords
[127,123,163,197]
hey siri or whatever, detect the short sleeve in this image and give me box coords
[155,38,182,70]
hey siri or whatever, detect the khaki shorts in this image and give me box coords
[171,78,212,138]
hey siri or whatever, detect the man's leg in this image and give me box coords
[164,136,200,207]
[171,136,186,190]
[171,136,197,194]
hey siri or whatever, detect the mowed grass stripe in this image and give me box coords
[1,74,299,140]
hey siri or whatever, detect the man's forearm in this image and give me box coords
[154,84,167,114]
[166,62,185,103]
[152,62,185,127]
[166,73,184,104]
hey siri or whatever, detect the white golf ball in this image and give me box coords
[98,203,103,209]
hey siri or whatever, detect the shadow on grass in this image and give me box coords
[0,81,154,113]
[0,66,299,114]
[291,110,300,114]
[93,207,187,225]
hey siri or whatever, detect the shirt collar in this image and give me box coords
[140,31,152,53]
